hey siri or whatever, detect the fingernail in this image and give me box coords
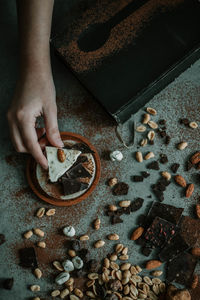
[56,140,64,147]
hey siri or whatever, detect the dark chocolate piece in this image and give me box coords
[141,171,150,178]
[132,175,143,182]
[95,283,107,298]
[160,154,168,164]
[146,202,184,226]
[111,215,123,224]
[130,198,144,212]
[137,214,146,226]
[189,282,200,300]
[76,155,88,164]
[0,234,5,246]
[144,217,177,248]
[62,177,88,195]
[142,247,152,257]
[112,182,129,196]
[167,252,197,286]
[159,130,167,138]
[180,118,189,126]
[79,248,90,263]
[122,207,131,215]
[147,161,159,170]
[153,190,164,202]
[165,135,171,145]
[149,140,154,145]
[71,143,95,154]
[159,233,189,262]
[3,278,14,290]
[171,163,180,173]
[159,119,166,125]
[67,163,92,179]
[19,247,37,268]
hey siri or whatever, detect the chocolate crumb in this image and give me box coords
[171,163,180,173]
[111,215,123,225]
[19,247,38,268]
[147,161,160,170]
[186,160,193,171]
[112,182,129,196]
[141,171,150,178]
[159,119,166,125]
[159,130,167,138]
[149,140,154,145]
[0,234,5,246]
[165,135,171,145]
[142,247,152,257]
[180,118,189,126]
[132,175,144,182]
[2,278,14,290]
[160,154,168,164]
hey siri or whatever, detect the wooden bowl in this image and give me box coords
[26,132,101,206]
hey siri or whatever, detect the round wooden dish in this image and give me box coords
[26,132,101,206]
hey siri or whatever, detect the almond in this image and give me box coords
[191,274,199,289]
[146,260,162,270]
[57,149,66,162]
[191,152,200,164]
[174,175,187,187]
[185,183,194,198]
[196,204,200,218]
[130,227,144,241]
[191,247,200,257]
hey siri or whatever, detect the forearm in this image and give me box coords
[17,0,54,74]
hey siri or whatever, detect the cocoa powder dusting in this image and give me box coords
[56,0,184,73]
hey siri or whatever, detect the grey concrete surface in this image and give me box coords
[0,1,200,299]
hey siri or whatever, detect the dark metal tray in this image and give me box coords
[52,0,200,123]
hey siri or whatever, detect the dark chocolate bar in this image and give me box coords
[167,252,197,286]
[62,177,89,195]
[19,247,38,268]
[66,163,92,179]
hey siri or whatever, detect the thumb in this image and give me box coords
[43,105,63,148]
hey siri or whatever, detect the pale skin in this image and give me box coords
[7,0,63,170]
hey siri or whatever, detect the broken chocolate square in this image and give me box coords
[171,163,180,173]
[0,234,5,246]
[141,171,150,178]
[111,215,123,225]
[153,190,164,202]
[132,175,143,182]
[159,119,166,125]
[130,198,144,212]
[2,278,14,290]
[146,202,184,226]
[167,252,197,286]
[159,233,189,262]
[147,161,159,170]
[62,177,89,195]
[165,135,171,145]
[71,143,95,154]
[160,154,168,164]
[112,182,129,196]
[75,155,88,165]
[19,247,37,268]
[144,217,177,248]
[66,163,92,179]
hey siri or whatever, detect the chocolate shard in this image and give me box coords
[146,202,184,227]
[66,163,92,179]
[141,171,150,178]
[186,160,193,171]
[160,154,168,164]
[167,252,197,286]
[71,143,95,154]
[76,155,88,164]
[180,118,189,126]
[171,163,180,173]
[19,247,38,268]
[144,216,177,248]
[159,233,189,262]
[159,119,166,125]
[2,278,14,290]
[62,177,89,195]
[112,182,129,196]
[147,161,159,170]
[132,175,143,182]
[153,190,164,202]
[130,198,144,212]
[165,135,171,145]
[111,215,123,225]
[0,234,5,246]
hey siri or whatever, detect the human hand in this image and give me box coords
[7,71,63,169]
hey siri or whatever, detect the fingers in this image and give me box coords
[7,113,27,153]
[19,123,48,170]
[36,127,46,139]
[43,105,63,148]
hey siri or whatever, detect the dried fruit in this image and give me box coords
[130,227,144,241]
[161,171,171,181]
[189,121,198,129]
[46,208,56,216]
[146,107,157,115]
[36,207,45,218]
[57,148,66,162]
[185,183,194,198]
[33,228,44,237]
[146,260,162,270]
[107,233,119,241]
[177,141,188,150]
[108,178,118,187]
[94,240,105,248]
[196,204,200,218]
[191,247,200,257]
[191,152,200,164]
[136,125,146,132]
[144,151,155,160]
[93,218,101,230]
[174,175,187,187]
[30,285,40,292]
[79,234,89,241]
[34,268,42,279]
[136,151,143,162]
[37,241,46,248]
[24,230,33,239]
[119,200,130,208]
[191,274,198,289]
[142,113,151,124]
[148,121,158,129]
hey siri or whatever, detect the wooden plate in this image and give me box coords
[26,132,101,206]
